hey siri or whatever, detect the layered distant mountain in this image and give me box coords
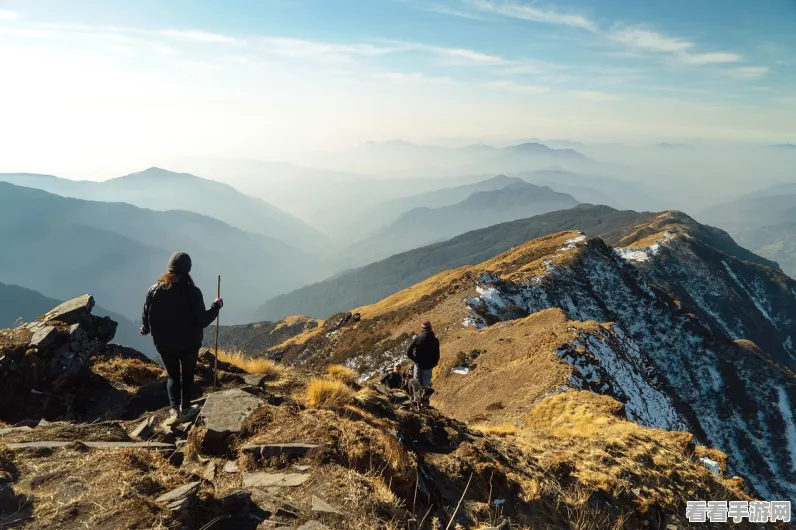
[0,281,155,357]
[0,168,326,251]
[258,204,660,320]
[336,181,578,269]
[0,182,314,323]
[303,140,600,178]
[517,169,667,211]
[352,175,523,235]
[699,184,796,277]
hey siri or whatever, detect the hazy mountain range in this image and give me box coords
[0,182,314,324]
[699,183,796,277]
[334,180,579,269]
[0,168,326,251]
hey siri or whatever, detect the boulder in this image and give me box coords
[199,389,264,453]
[0,481,19,513]
[223,460,239,474]
[39,295,95,325]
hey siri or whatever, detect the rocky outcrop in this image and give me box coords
[0,295,117,400]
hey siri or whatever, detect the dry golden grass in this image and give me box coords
[327,364,359,386]
[303,377,355,409]
[472,423,518,437]
[354,266,468,319]
[272,315,323,332]
[90,357,164,387]
[216,349,287,378]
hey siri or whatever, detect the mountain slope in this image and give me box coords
[0,281,156,357]
[699,192,796,277]
[0,168,326,251]
[337,181,578,269]
[259,205,677,321]
[0,182,313,323]
[263,214,796,500]
[352,174,523,236]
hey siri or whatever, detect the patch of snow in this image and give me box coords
[776,386,796,472]
[561,234,587,251]
[707,365,723,393]
[614,247,653,263]
[699,457,721,477]
[722,261,777,327]
[450,367,470,375]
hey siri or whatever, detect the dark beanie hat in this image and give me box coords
[167,252,192,274]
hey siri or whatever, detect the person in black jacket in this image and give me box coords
[406,321,440,403]
[140,252,223,422]
[380,363,404,390]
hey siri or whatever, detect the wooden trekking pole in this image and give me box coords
[213,274,221,392]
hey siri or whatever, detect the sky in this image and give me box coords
[0,0,794,178]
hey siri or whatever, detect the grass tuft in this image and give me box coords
[217,349,288,378]
[304,377,355,409]
[327,364,359,386]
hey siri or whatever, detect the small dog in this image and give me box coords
[404,376,435,412]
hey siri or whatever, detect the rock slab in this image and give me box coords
[298,522,329,530]
[243,472,309,488]
[200,389,264,435]
[156,481,201,504]
[311,495,341,515]
[241,443,320,458]
[7,441,174,450]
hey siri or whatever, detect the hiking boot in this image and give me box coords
[163,408,182,426]
[181,405,199,420]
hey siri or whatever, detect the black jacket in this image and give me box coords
[142,275,219,354]
[407,331,440,370]
[380,371,403,390]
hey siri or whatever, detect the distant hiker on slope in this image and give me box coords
[140,251,223,424]
[406,320,440,405]
[380,363,404,390]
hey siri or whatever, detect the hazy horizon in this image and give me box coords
[1,0,795,180]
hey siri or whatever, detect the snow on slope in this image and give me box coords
[464,233,796,500]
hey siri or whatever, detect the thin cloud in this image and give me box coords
[430,45,511,65]
[156,29,239,44]
[259,37,404,62]
[609,28,693,52]
[726,66,769,79]
[679,52,742,65]
[571,90,617,101]
[466,0,596,30]
[486,80,550,94]
[0,9,20,20]
[373,71,456,84]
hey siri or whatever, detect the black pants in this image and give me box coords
[160,349,198,411]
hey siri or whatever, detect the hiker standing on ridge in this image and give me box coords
[406,321,440,403]
[140,252,223,423]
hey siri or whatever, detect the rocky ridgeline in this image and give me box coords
[2,296,777,529]
[0,295,117,399]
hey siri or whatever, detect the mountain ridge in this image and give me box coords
[255,212,796,500]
